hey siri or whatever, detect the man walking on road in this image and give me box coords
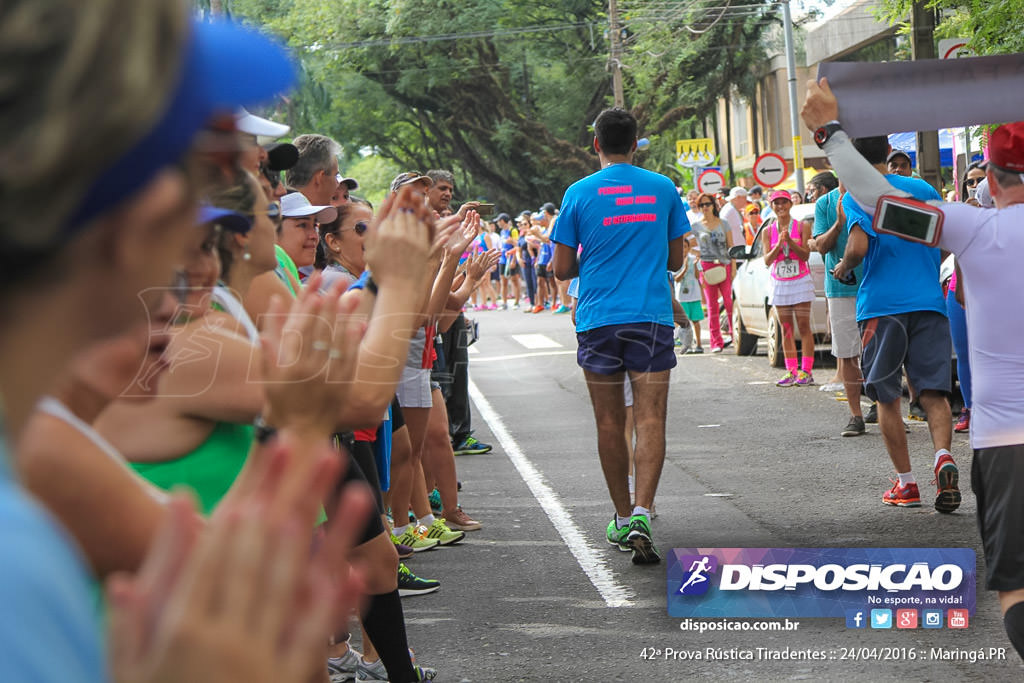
[827,134,958,513]
[553,108,688,564]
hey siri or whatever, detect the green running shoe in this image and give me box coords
[424,518,465,545]
[605,517,630,551]
[394,525,439,553]
[626,514,661,565]
[452,435,492,455]
[397,563,440,597]
[428,488,442,516]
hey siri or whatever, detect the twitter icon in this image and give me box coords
[871,609,892,629]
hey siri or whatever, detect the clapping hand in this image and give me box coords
[260,274,366,435]
[466,249,500,282]
[364,187,433,290]
[447,210,480,257]
[107,439,373,683]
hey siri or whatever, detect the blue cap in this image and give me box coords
[198,205,251,233]
[68,18,296,232]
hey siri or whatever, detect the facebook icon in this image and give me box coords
[846,610,866,629]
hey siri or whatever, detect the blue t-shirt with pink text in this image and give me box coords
[552,163,688,332]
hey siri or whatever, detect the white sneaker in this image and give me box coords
[328,646,362,682]
[818,381,845,392]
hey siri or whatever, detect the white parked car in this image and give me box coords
[728,203,830,367]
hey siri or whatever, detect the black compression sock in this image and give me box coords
[1004,602,1024,661]
[363,589,417,683]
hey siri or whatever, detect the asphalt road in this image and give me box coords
[392,308,1021,682]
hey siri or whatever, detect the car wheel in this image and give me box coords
[767,309,785,368]
[733,306,758,356]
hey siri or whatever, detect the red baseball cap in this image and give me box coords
[769,189,792,203]
[988,122,1024,172]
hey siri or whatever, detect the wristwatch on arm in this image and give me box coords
[814,121,843,149]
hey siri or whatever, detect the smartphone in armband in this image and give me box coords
[872,195,943,247]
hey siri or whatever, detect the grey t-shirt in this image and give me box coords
[691,220,730,263]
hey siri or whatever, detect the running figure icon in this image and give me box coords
[678,556,712,594]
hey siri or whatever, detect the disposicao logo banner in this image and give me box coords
[666,548,975,618]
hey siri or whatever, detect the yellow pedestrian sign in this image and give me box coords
[676,138,715,167]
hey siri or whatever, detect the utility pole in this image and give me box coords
[911,2,941,191]
[609,0,625,108]
[780,0,803,196]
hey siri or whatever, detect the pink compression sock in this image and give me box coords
[785,358,798,373]
[801,356,814,373]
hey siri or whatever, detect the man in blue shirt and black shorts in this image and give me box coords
[831,135,959,514]
[553,108,688,564]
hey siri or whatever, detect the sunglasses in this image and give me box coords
[965,177,982,187]
[698,202,715,208]
[341,221,368,236]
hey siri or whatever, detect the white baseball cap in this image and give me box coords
[281,192,338,223]
[726,187,748,200]
[235,107,290,140]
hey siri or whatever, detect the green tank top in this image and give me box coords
[274,244,300,296]
[131,422,253,515]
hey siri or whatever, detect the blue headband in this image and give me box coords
[67,19,295,232]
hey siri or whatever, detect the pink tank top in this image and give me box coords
[768,219,811,281]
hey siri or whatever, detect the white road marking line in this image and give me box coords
[747,381,771,385]
[511,333,563,349]
[468,378,633,608]
[697,424,721,428]
[470,350,576,363]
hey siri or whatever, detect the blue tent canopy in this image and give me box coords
[888,130,982,168]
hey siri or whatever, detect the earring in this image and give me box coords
[242,246,252,261]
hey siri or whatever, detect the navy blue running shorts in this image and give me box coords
[576,322,676,375]
[859,311,951,404]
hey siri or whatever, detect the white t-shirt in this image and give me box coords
[686,208,702,226]
[720,202,745,246]
[938,202,1024,449]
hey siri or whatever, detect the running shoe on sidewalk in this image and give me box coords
[428,488,442,515]
[443,506,482,531]
[882,480,921,507]
[841,416,866,437]
[553,305,571,314]
[424,518,465,545]
[776,372,798,387]
[625,514,661,565]
[818,381,845,393]
[397,563,440,596]
[864,402,878,424]
[355,657,437,682]
[394,526,439,553]
[392,540,415,559]
[328,647,361,682]
[795,370,815,386]
[453,435,492,455]
[933,452,961,513]
[907,399,927,421]
[954,408,970,433]
[605,517,630,552]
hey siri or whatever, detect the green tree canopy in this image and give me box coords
[230,0,778,208]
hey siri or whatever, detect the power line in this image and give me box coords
[306,21,596,50]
